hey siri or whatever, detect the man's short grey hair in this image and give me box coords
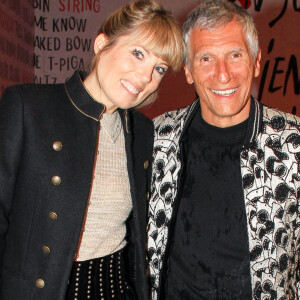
[182,0,259,66]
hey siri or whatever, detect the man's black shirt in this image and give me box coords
[163,109,252,300]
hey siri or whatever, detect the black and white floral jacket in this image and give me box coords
[147,98,300,300]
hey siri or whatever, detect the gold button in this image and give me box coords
[49,212,57,220]
[53,141,62,151]
[42,245,51,255]
[144,160,149,169]
[36,279,45,288]
[52,176,61,185]
[146,192,150,200]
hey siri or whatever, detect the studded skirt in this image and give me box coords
[65,248,136,300]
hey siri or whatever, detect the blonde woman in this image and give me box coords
[0,1,184,299]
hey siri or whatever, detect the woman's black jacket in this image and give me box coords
[0,71,153,300]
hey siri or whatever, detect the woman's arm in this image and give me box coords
[0,86,24,288]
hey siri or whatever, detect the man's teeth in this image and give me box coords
[211,88,237,96]
[121,80,139,95]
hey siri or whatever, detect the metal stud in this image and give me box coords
[48,212,58,220]
[36,279,45,288]
[53,141,62,151]
[51,176,61,185]
[42,245,50,255]
[144,160,149,169]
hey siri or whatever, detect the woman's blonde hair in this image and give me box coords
[90,0,184,108]
[90,0,184,73]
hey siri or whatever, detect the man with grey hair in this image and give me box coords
[147,0,300,299]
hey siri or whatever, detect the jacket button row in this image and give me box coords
[146,192,150,200]
[52,176,61,185]
[144,160,149,169]
[37,141,59,292]
[36,279,45,288]
[53,141,62,151]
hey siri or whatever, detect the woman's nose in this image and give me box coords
[137,65,153,84]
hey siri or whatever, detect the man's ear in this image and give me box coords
[254,49,261,78]
[184,65,194,84]
[94,33,108,55]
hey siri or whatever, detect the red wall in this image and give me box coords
[0,0,299,120]
[0,0,34,94]
[140,0,300,118]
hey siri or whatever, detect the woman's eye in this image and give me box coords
[133,49,143,60]
[155,66,167,75]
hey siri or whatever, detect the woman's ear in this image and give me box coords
[94,33,108,55]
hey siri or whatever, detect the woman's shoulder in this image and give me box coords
[1,83,65,109]
[3,82,64,98]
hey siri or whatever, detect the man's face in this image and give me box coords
[184,20,261,127]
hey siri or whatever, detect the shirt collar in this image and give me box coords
[101,112,122,143]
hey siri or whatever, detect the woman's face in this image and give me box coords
[84,33,169,113]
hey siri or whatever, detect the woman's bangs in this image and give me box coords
[131,22,182,70]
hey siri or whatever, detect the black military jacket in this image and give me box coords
[0,71,153,300]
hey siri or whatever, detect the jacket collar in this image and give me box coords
[64,70,105,122]
[181,96,263,145]
[244,96,263,145]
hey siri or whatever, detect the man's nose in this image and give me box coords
[215,59,231,84]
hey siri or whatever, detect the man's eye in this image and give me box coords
[155,66,167,75]
[200,57,210,62]
[133,49,143,59]
[232,53,241,58]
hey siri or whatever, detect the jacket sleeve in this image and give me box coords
[0,86,24,290]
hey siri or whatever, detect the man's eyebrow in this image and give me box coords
[194,51,211,58]
[230,47,247,52]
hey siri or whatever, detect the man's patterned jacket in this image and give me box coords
[147,98,300,300]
